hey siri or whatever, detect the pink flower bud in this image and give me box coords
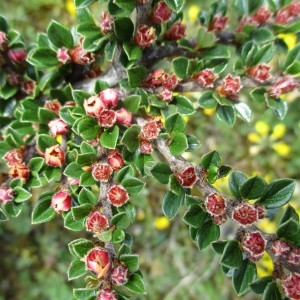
[85,247,110,278]
[84,95,106,117]
[208,14,228,31]
[51,190,72,213]
[193,69,217,87]
[7,49,26,63]
[174,166,197,188]
[164,22,186,40]
[108,149,124,170]
[135,25,156,48]
[45,100,62,115]
[271,240,290,257]
[92,162,113,181]
[281,273,300,300]
[99,88,119,109]
[0,31,8,51]
[151,1,172,24]
[275,8,293,24]
[162,73,178,90]
[241,231,266,262]
[7,72,22,87]
[111,265,130,286]
[107,185,129,207]
[21,80,36,95]
[217,74,241,98]
[252,7,272,24]
[254,204,266,219]
[205,193,226,216]
[237,16,259,32]
[57,47,71,64]
[286,248,300,266]
[247,64,271,82]
[268,76,298,99]
[69,46,95,65]
[68,177,80,185]
[100,11,114,34]
[115,108,133,127]
[98,110,117,128]
[143,69,165,87]
[86,210,109,233]
[212,213,227,225]
[140,120,160,140]
[48,118,69,137]
[0,187,15,204]
[232,203,258,226]
[287,1,300,17]
[159,88,173,103]
[9,163,30,180]
[97,288,118,300]
[44,145,65,167]
[139,139,154,154]
[4,149,24,166]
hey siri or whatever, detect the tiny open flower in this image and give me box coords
[7,49,26,63]
[159,88,173,103]
[205,193,226,216]
[44,145,65,167]
[100,11,114,34]
[107,185,129,207]
[45,99,62,114]
[268,76,298,99]
[232,203,258,226]
[21,80,36,95]
[140,120,161,140]
[48,118,68,137]
[57,47,71,64]
[275,8,293,24]
[271,240,290,257]
[252,7,272,24]
[92,162,113,182]
[208,14,228,31]
[0,31,8,51]
[0,187,15,204]
[135,24,156,48]
[164,22,186,40]
[115,108,132,127]
[4,149,24,165]
[143,69,165,87]
[108,149,124,170]
[86,210,109,233]
[139,139,154,154]
[69,46,95,65]
[84,95,105,117]
[282,273,300,300]
[51,191,72,213]
[151,1,172,23]
[193,69,217,87]
[217,75,241,99]
[97,288,118,300]
[247,64,271,82]
[85,247,110,278]
[99,88,119,109]
[98,110,116,128]
[241,231,266,262]
[212,213,227,225]
[111,265,130,286]
[9,163,30,180]
[174,166,197,188]
[162,73,178,90]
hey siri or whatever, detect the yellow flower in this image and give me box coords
[255,121,269,136]
[257,251,273,277]
[247,132,262,143]
[56,134,63,144]
[203,108,216,116]
[277,33,297,51]
[272,142,291,157]
[188,5,200,23]
[154,216,170,230]
[66,0,76,16]
[270,124,286,140]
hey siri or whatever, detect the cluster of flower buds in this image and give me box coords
[174,165,198,188]
[216,74,241,100]
[139,118,162,154]
[241,231,266,262]
[281,272,300,300]
[164,22,186,40]
[100,11,114,34]
[86,210,109,233]
[268,76,298,99]
[44,99,62,114]
[275,1,300,24]
[84,88,132,128]
[107,184,129,207]
[150,1,172,23]
[0,187,15,204]
[271,239,300,266]
[44,144,65,167]
[69,44,95,65]
[246,64,271,83]
[51,190,72,213]
[135,24,156,48]
[193,69,217,88]
[204,193,227,224]
[232,203,259,226]
[208,14,228,32]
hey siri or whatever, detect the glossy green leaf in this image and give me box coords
[125,273,146,294]
[37,134,57,152]
[196,220,220,251]
[31,193,56,224]
[197,27,217,48]
[124,95,141,113]
[77,117,100,140]
[198,91,218,109]
[127,66,147,88]
[162,191,183,219]
[14,187,31,203]
[47,20,73,49]
[74,0,95,8]
[28,48,58,68]
[211,240,228,254]
[216,105,236,126]
[150,162,172,184]
[67,259,87,280]
[173,96,195,115]
[234,102,252,123]
[0,208,8,221]
[78,188,97,205]
[250,276,273,295]
[122,177,145,196]
[121,125,141,152]
[73,288,97,300]
[183,205,210,228]
[240,176,267,200]
[64,211,86,231]
[72,204,93,220]
[229,171,248,198]
[279,205,299,225]
[169,132,188,156]
[64,162,85,179]
[165,0,184,12]
[120,254,139,273]
[100,126,119,149]
[277,218,300,247]
[221,241,243,269]
[114,17,134,42]
[201,150,221,170]
[68,238,94,258]
[111,212,131,229]
[173,57,189,79]
[165,113,186,133]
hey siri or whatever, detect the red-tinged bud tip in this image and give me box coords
[8,163,30,180]
[164,22,186,40]
[44,100,62,115]
[174,166,197,188]
[48,118,68,137]
[193,69,217,87]
[107,185,129,207]
[84,95,106,117]
[108,149,124,170]
[0,31,8,51]
[252,7,272,24]
[111,265,130,286]
[98,110,116,128]
[205,193,226,216]
[247,64,271,82]
[7,49,26,63]
[100,11,114,34]
[281,273,300,300]
[115,108,133,127]
[135,24,156,48]
[44,145,65,167]
[232,203,258,226]
[99,88,119,109]
[97,288,118,300]
[208,14,228,32]
[85,247,110,278]
[241,231,266,262]
[51,191,72,213]
[139,139,154,154]
[57,47,71,64]
[69,46,95,65]
[92,162,113,182]
[86,210,109,233]
[4,149,24,166]
[268,76,298,99]
[151,1,172,24]
[140,120,161,140]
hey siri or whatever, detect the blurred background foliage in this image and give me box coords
[0,0,299,299]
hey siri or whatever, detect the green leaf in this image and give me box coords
[69,238,94,258]
[0,16,9,33]
[121,125,141,152]
[14,187,31,203]
[173,96,195,115]
[47,20,73,49]
[165,0,185,12]
[37,134,57,152]
[38,108,57,124]
[74,0,95,8]
[197,27,217,48]
[0,84,18,100]
[279,205,299,225]
[114,17,134,42]
[277,218,300,247]
[201,150,221,170]
[173,57,189,79]
[251,28,274,44]
[250,87,267,103]
[72,90,90,106]
[284,45,300,75]
[169,132,188,156]
[122,177,145,196]
[233,259,257,296]
[234,102,252,123]
[64,162,84,179]
[100,126,119,149]
[125,273,146,294]
[76,153,97,167]
[250,276,273,295]
[31,193,56,224]
[162,191,182,219]
[80,172,96,187]
[111,212,131,229]
[240,176,267,200]
[77,116,100,140]
[229,171,248,198]
[165,113,186,133]
[186,134,201,151]
[123,43,142,61]
[2,202,23,218]
[221,241,243,269]
[0,208,8,221]
[127,66,147,88]
[120,254,139,273]
[112,228,125,243]
[150,162,172,184]
[124,95,141,113]
[216,105,236,126]
[28,47,58,68]
[201,45,230,60]
[196,220,220,251]
[252,44,275,65]
[211,240,228,254]
[198,91,217,109]
[262,282,282,300]
[78,188,97,205]
[77,22,102,40]
[80,141,96,154]
[67,259,87,280]
[183,205,210,228]
[73,288,97,300]
[256,178,296,209]
[267,98,288,120]
[72,204,93,220]
[64,211,86,231]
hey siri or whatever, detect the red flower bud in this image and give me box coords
[98,110,117,128]
[232,203,258,226]
[57,47,71,64]
[21,80,36,95]
[143,69,165,87]
[97,288,118,300]
[212,213,227,225]
[99,88,119,109]
[111,265,130,286]
[254,204,266,219]
[9,163,30,180]
[85,247,110,278]
[241,231,265,262]
[69,46,95,65]
[44,145,65,167]
[84,95,106,117]
[208,14,228,31]
[4,149,24,166]
[287,1,300,17]
[150,1,172,24]
[100,11,114,34]
[159,88,173,103]
[140,120,160,140]
[286,248,300,266]
[275,8,293,24]
[271,240,290,257]
[162,73,178,90]
[48,118,69,137]
[164,22,186,40]
[108,149,124,170]
[193,69,217,87]
[0,31,8,51]
[51,190,72,213]
[247,64,271,82]
[281,273,300,300]
[174,166,197,188]
[268,76,298,99]
[107,185,129,207]
[205,193,226,216]
[115,108,133,127]
[45,100,62,115]
[217,74,241,98]
[139,139,154,154]
[92,162,113,182]
[86,210,109,233]
[0,187,15,204]
[7,72,22,87]
[237,16,259,32]
[7,49,26,63]
[135,25,156,48]
[68,177,80,185]
[252,7,272,24]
